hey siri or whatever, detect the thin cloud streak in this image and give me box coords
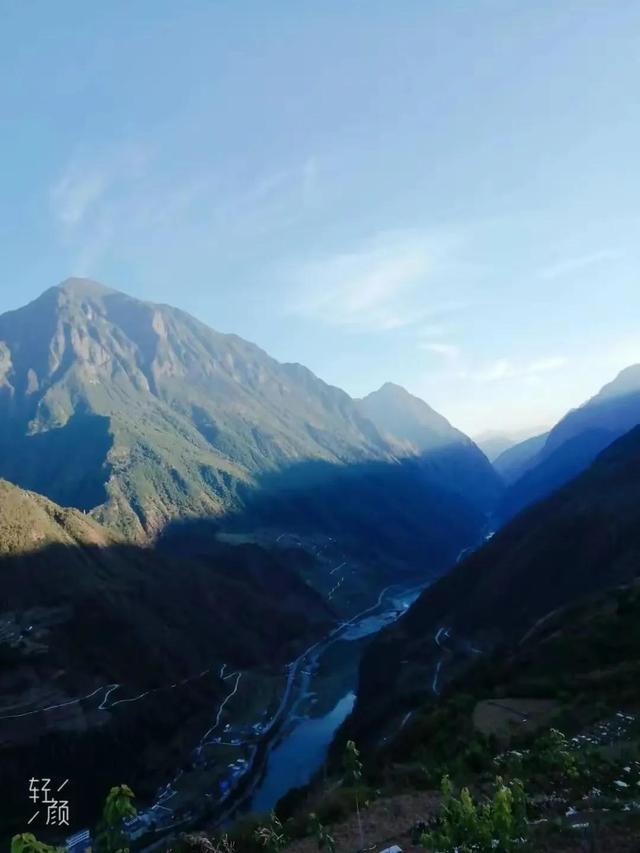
[49,145,322,276]
[539,249,623,281]
[285,230,462,332]
[461,355,568,383]
[50,167,109,228]
[419,341,461,360]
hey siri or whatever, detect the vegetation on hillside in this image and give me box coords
[500,364,640,521]
[11,785,137,853]
[349,426,640,743]
[0,279,499,566]
[0,481,331,839]
[216,582,640,853]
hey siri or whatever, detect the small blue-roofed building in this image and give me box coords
[124,813,153,840]
[65,828,91,853]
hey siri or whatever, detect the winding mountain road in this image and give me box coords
[432,627,451,695]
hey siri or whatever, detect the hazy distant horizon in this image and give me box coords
[2,3,639,434]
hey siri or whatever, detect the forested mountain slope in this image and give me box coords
[351,425,640,741]
[0,479,330,837]
[0,279,500,578]
[501,365,640,519]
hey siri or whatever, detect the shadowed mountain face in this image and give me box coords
[0,279,387,538]
[500,365,640,520]
[343,579,640,801]
[0,479,331,837]
[492,431,549,484]
[0,280,499,573]
[358,383,503,516]
[351,425,640,741]
[0,283,508,837]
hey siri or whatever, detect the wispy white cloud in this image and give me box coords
[462,355,568,383]
[527,356,568,374]
[50,166,109,228]
[50,144,149,230]
[419,341,461,360]
[539,249,623,281]
[210,156,323,233]
[49,144,153,273]
[285,230,460,332]
[418,323,450,339]
[49,145,321,275]
[72,218,116,278]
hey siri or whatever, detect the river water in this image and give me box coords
[247,585,422,814]
[250,691,357,813]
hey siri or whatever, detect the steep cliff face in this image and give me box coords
[0,279,390,537]
[0,280,499,582]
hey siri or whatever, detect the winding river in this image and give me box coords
[137,583,425,849]
[246,585,423,814]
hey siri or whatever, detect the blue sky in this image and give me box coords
[1,1,639,434]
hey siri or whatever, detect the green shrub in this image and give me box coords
[254,813,288,853]
[530,728,579,780]
[12,785,136,853]
[10,835,60,853]
[343,740,363,786]
[95,784,137,853]
[421,775,528,852]
[308,813,336,853]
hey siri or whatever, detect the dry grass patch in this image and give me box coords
[473,698,558,744]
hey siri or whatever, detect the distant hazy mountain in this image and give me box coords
[0,279,498,574]
[359,382,469,452]
[358,382,503,516]
[500,365,640,520]
[407,423,640,638]
[493,430,549,483]
[543,364,640,454]
[474,426,547,463]
[352,424,640,739]
[473,432,518,461]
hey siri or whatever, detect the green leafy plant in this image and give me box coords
[10,835,60,853]
[531,728,580,780]
[343,740,363,786]
[254,813,288,853]
[12,784,137,853]
[182,833,236,853]
[342,739,366,849]
[421,775,528,852]
[95,784,137,853]
[308,813,336,853]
